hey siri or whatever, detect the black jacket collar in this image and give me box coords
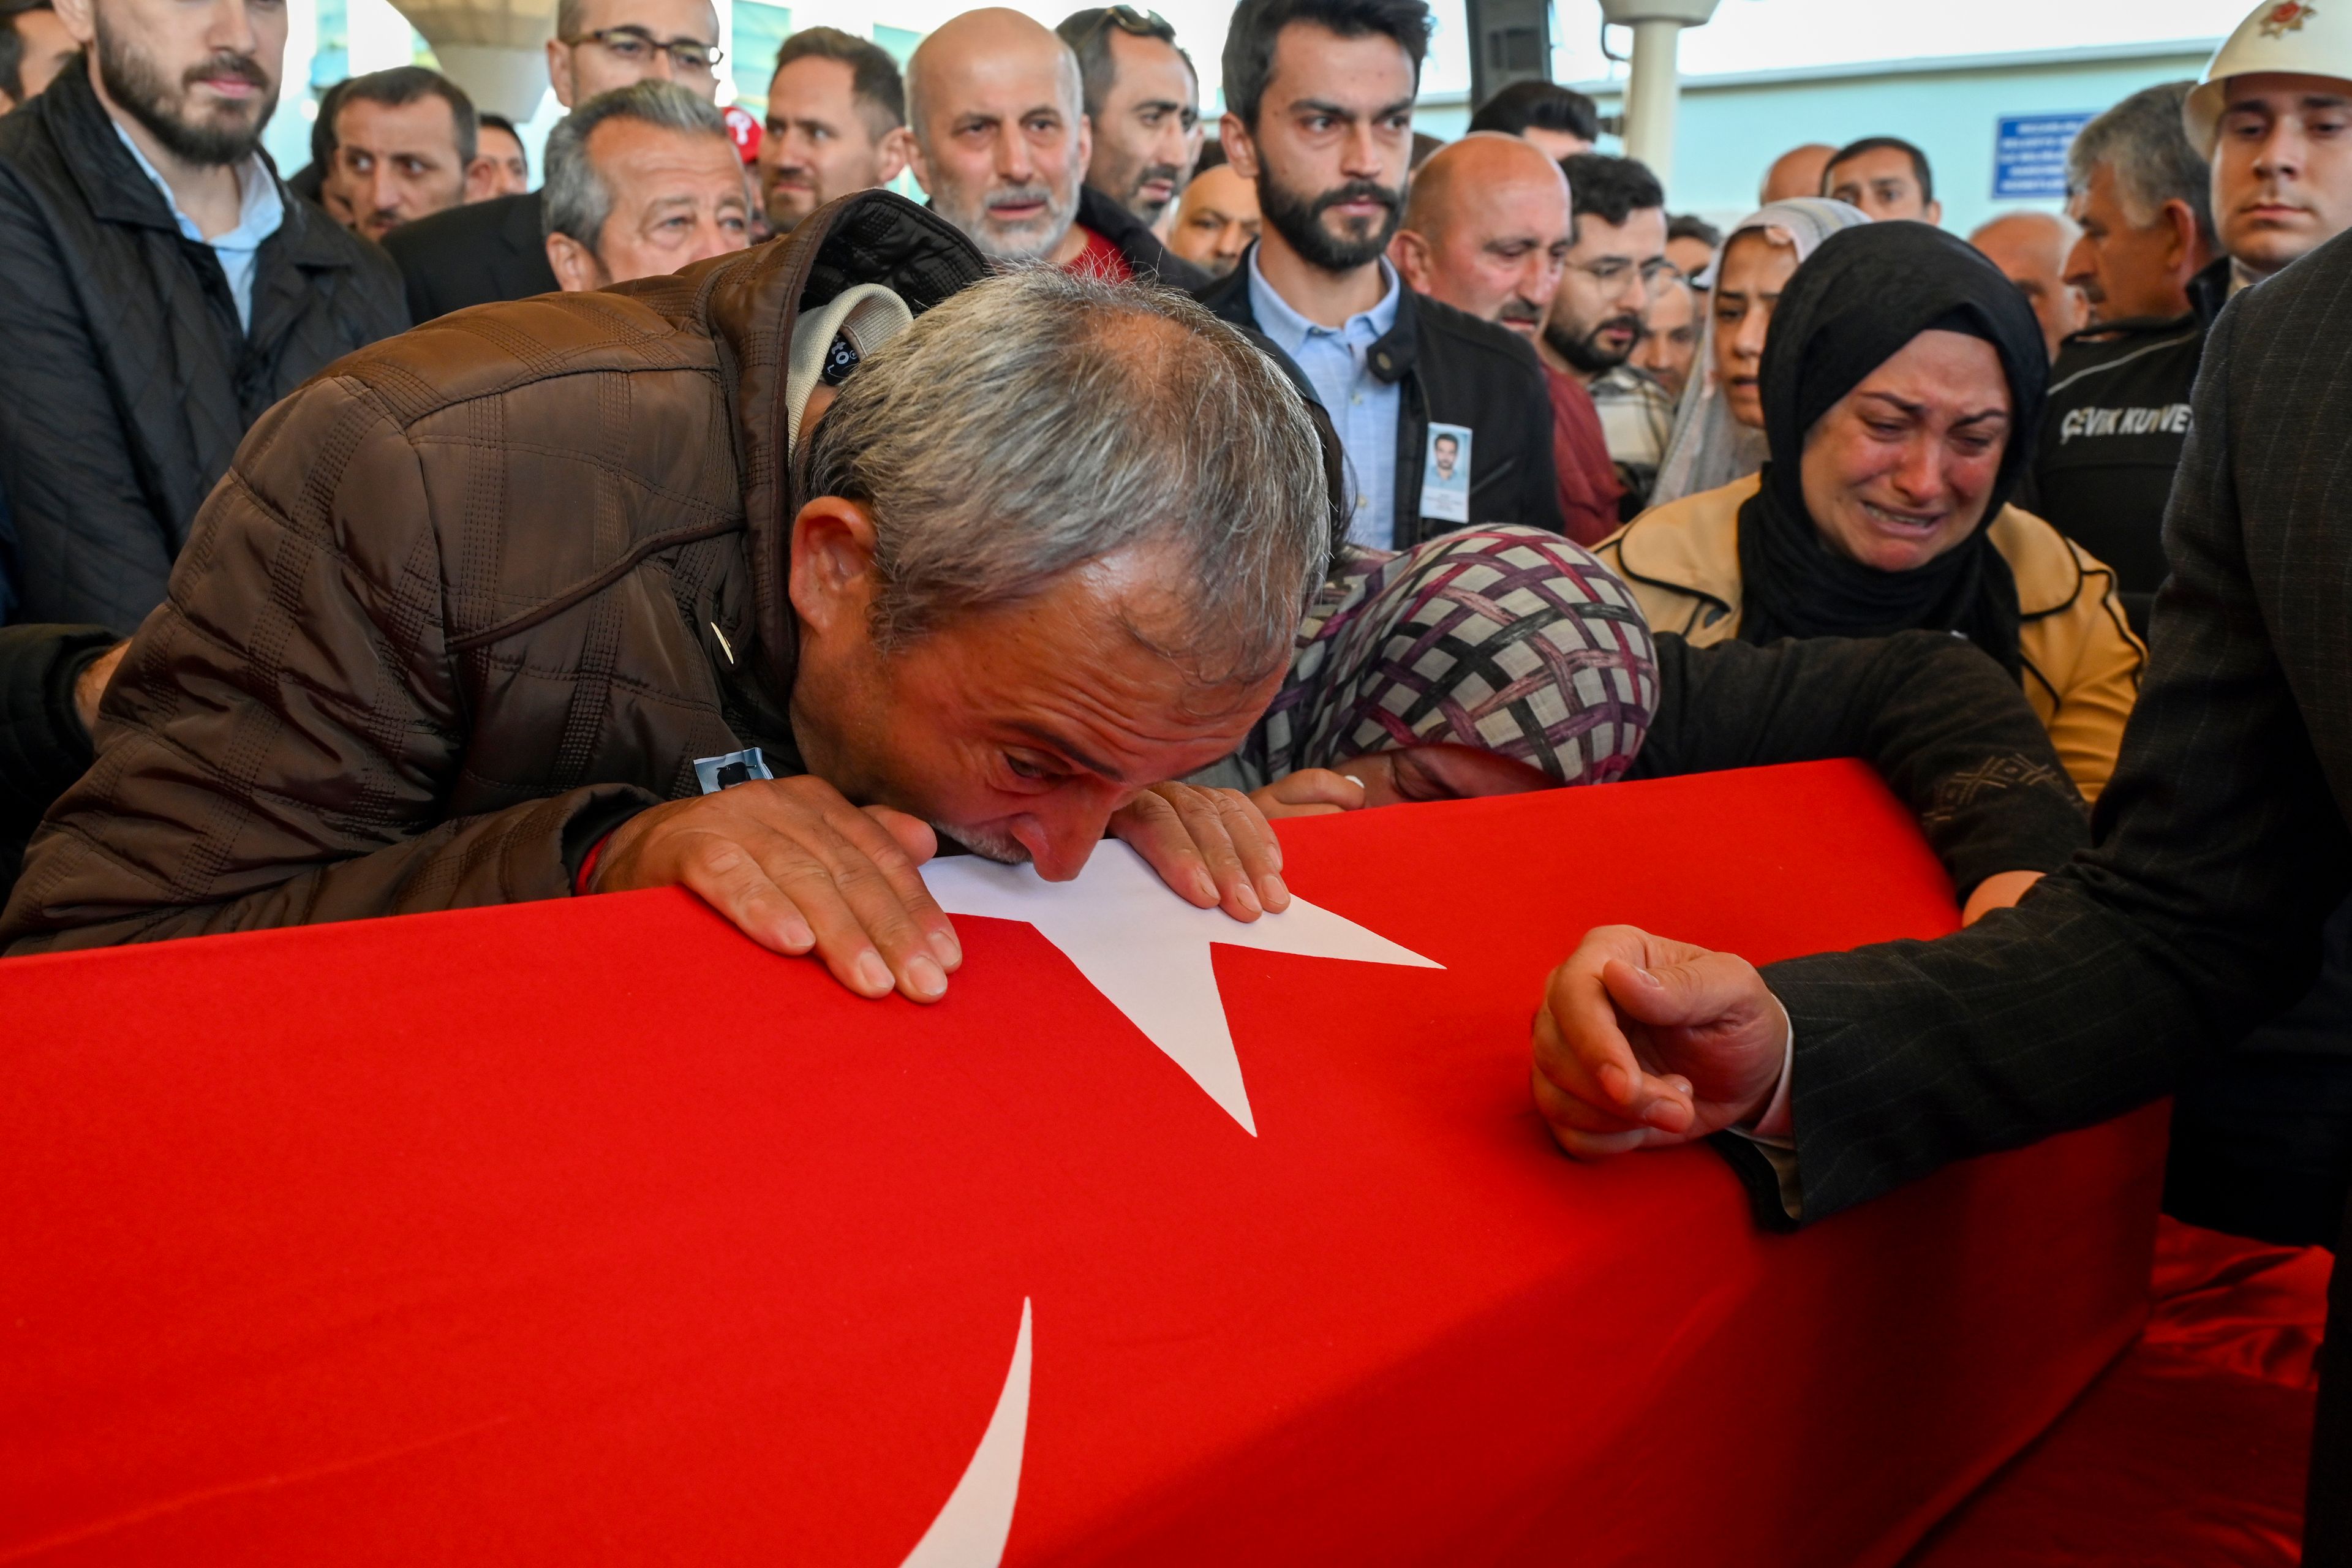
[1195,241,1419,383]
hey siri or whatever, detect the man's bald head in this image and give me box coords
[1392,131,1572,339]
[1970,209,2086,361]
[1401,129,1567,237]
[1759,141,1834,205]
[906,8,1092,263]
[907,9,1081,138]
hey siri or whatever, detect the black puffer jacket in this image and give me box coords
[0,67,409,634]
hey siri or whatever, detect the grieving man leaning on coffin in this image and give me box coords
[0,195,1329,1002]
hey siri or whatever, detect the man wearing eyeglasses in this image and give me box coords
[1055,9,1199,233]
[1542,151,1674,519]
[1196,0,1562,551]
[382,0,722,320]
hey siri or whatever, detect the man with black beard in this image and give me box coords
[0,0,405,633]
[1541,151,1673,518]
[1197,0,1561,548]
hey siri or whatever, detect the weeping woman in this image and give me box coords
[1596,221,2144,802]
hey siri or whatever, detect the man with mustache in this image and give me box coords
[0,0,405,633]
[1544,151,1673,518]
[1053,6,1207,285]
[1390,131,1618,545]
[1198,0,1561,549]
[2025,81,2219,642]
[757,26,908,238]
[907,8,1197,284]
[382,0,724,318]
[322,65,484,243]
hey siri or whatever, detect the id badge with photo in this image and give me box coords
[1420,422,1473,524]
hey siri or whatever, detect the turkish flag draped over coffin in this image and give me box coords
[0,760,2165,1566]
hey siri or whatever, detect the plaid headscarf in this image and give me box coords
[1235,525,1657,787]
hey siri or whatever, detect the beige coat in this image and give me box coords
[1594,473,2146,801]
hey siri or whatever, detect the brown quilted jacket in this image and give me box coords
[1,193,990,954]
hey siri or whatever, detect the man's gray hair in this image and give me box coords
[805,269,1333,682]
[543,80,733,253]
[2067,81,2216,247]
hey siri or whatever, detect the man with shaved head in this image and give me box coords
[1970,209,2086,361]
[1758,141,1834,205]
[1391,132,1616,543]
[907,7,1197,282]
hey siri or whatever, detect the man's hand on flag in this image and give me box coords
[589,776,961,1003]
[1109,782,1291,923]
[1529,925,1789,1158]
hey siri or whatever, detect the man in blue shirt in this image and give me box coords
[1197,0,1561,551]
[0,0,406,631]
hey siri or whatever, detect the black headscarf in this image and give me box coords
[1734,222,2050,677]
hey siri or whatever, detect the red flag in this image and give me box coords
[0,761,2163,1564]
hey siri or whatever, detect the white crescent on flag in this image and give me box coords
[922,842,1442,1135]
[899,1298,1035,1568]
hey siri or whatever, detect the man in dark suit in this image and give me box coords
[1526,222,2352,1560]
[382,0,720,319]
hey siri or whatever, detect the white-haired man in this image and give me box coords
[543,80,749,288]
[384,0,724,317]
[4,197,1325,1014]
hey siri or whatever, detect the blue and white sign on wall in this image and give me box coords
[1994,111,2095,200]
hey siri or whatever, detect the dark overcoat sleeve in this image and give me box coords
[0,168,176,633]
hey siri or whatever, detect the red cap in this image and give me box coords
[723,104,762,164]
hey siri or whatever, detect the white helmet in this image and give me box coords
[2184,1,2352,157]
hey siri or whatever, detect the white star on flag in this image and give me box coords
[922,842,1442,1135]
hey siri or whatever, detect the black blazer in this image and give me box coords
[1197,248,1565,549]
[1754,230,2352,1226]
[382,189,558,322]
[0,69,409,633]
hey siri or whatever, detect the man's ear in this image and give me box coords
[875,125,912,185]
[462,154,500,202]
[2163,197,2209,276]
[545,231,607,292]
[1220,111,1259,181]
[545,37,576,109]
[1389,227,1433,292]
[903,129,935,197]
[51,0,92,47]
[788,496,882,643]
[1925,198,1943,227]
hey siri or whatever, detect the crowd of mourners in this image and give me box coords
[1,0,2351,1548]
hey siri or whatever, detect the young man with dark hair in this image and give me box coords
[382,0,722,317]
[1057,6,1201,230]
[1823,133,1940,224]
[325,65,483,242]
[1663,210,1718,287]
[0,0,405,632]
[0,0,75,113]
[1200,0,1561,548]
[1465,78,1597,161]
[758,25,906,235]
[472,110,529,197]
[1543,150,1672,515]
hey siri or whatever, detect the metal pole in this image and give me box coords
[1621,17,1684,185]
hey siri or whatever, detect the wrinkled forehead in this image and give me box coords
[927,37,1081,123]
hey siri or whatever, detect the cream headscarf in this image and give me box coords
[1647,198,1870,508]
